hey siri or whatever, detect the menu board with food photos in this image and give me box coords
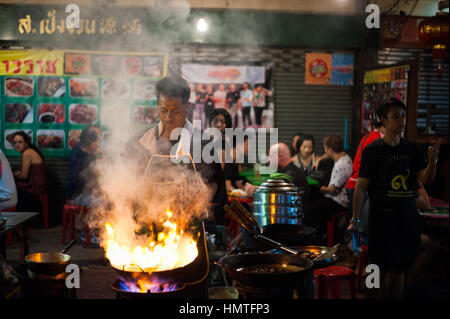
[361,64,410,135]
[0,49,167,157]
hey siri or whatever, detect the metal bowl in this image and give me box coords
[25,252,71,276]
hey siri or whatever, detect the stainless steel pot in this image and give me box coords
[252,178,305,227]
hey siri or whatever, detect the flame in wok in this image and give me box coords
[104,209,198,273]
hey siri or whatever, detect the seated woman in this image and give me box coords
[208,108,232,226]
[0,149,18,211]
[12,131,47,219]
[303,134,352,241]
[292,134,317,176]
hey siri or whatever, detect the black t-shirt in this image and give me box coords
[203,93,215,109]
[226,91,240,105]
[195,91,205,104]
[359,138,427,269]
[359,138,427,209]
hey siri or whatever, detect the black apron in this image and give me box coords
[367,146,421,270]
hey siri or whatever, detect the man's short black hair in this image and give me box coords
[79,125,100,148]
[155,76,190,104]
[376,98,407,120]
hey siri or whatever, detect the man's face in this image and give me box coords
[230,84,235,92]
[158,95,187,135]
[268,146,279,170]
[383,107,406,135]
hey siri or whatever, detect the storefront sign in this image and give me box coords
[17,9,142,37]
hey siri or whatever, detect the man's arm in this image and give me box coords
[348,177,370,231]
[419,138,440,185]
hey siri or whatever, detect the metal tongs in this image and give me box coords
[224,199,340,260]
[224,199,299,255]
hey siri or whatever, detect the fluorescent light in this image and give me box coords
[196,18,208,32]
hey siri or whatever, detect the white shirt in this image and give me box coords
[138,120,195,163]
[324,155,353,208]
[0,149,18,206]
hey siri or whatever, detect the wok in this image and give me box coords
[217,253,313,288]
[110,223,209,284]
[25,239,76,276]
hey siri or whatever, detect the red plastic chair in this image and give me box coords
[327,210,348,247]
[314,266,357,299]
[39,194,49,229]
[61,202,92,246]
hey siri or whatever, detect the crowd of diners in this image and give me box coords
[0,75,443,299]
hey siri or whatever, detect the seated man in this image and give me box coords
[0,149,18,210]
[66,125,102,205]
[66,125,103,244]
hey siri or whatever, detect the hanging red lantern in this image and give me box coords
[417,12,449,60]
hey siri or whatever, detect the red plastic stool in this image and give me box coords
[327,211,348,247]
[314,266,357,299]
[62,203,92,246]
[39,194,49,229]
[1,206,16,246]
[356,244,369,292]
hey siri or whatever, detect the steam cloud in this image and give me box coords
[73,0,215,249]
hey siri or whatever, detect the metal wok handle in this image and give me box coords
[60,239,77,254]
[253,234,298,255]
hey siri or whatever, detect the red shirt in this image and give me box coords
[345,130,382,189]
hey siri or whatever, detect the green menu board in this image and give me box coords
[0,49,167,157]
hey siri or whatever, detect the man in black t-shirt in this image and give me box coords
[226,83,240,127]
[203,84,215,126]
[349,98,440,298]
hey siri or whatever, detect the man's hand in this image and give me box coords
[427,138,441,164]
[347,222,357,232]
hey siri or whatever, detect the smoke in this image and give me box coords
[69,0,216,250]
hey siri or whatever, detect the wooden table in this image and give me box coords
[0,212,39,263]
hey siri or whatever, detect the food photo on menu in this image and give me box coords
[5,103,33,123]
[141,56,163,77]
[133,106,158,125]
[37,76,66,97]
[133,79,156,100]
[4,76,34,96]
[102,78,131,99]
[121,56,142,76]
[69,77,98,98]
[36,129,65,149]
[69,103,98,124]
[4,129,33,150]
[91,54,121,75]
[68,129,82,149]
[37,103,65,124]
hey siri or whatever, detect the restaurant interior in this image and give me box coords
[0,0,448,302]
